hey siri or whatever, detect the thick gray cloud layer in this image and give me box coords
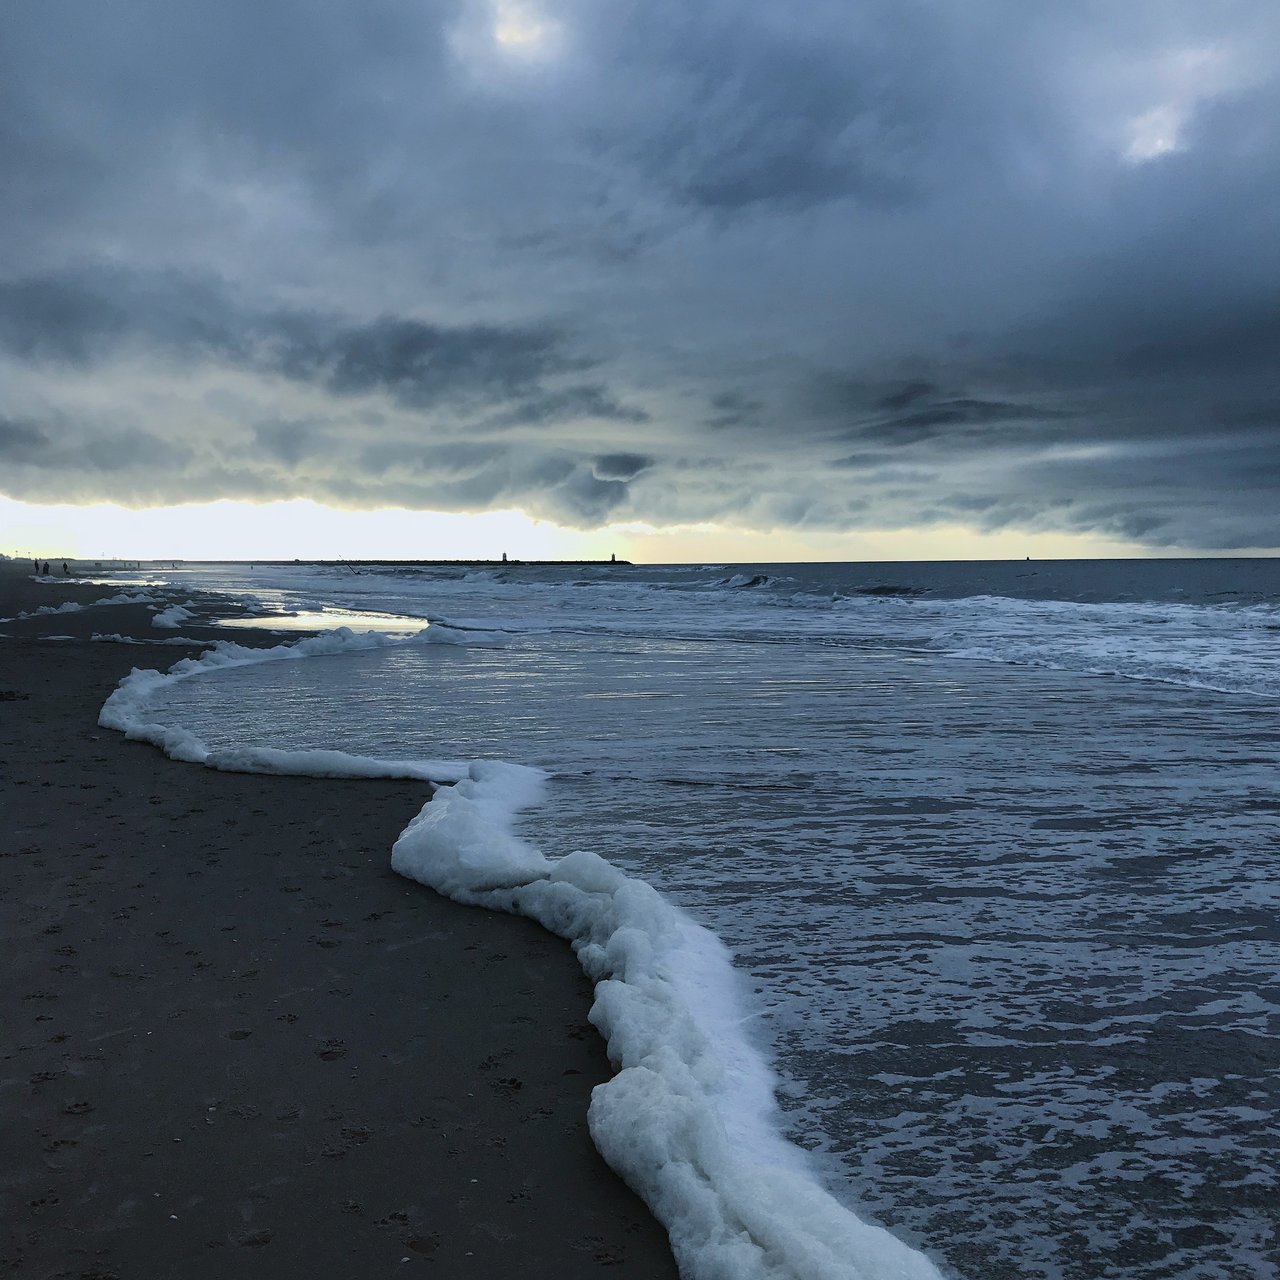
[3,0,1280,547]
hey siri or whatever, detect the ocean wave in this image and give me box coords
[849,583,926,598]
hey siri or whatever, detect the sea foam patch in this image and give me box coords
[99,623,945,1280]
[152,602,195,628]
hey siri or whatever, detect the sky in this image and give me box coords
[3,0,1279,561]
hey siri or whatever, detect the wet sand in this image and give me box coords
[0,563,678,1278]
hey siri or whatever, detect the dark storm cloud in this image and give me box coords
[703,392,767,431]
[0,279,130,365]
[572,0,1007,215]
[3,1,1280,545]
[1120,305,1280,378]
[487,385,650,428]
[621,30,920,212]
[0,270,260,372]
[0,407,192,505]
[855,396,1072,448]
[0,267,620,413]
[0,418,50,459]
[286,315,580,407]
[816,377,1078,450]
[592,453,653,481]
[877,381,936,413]
[252,418,331,466]
[358,440,498,478]
[78,429,189,474]
[361,448,634,523]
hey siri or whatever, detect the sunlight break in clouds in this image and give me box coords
[491,0,559,54]
[1121,43,1257,162]
[1125,102,1192,162]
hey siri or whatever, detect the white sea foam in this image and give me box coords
[93,632,214,647]
[916,595,1280,699]
[152,603,195,628]
[100,590,159,606]
[6,599,86,621]
[98,624,946,1280]
[0,589,160,624]
[417,621,510,647]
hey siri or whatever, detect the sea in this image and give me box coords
[98,559,1280,1279]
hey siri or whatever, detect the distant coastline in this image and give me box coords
[53,557,635,569]
[328,558,631,567]
[197,558,633,567]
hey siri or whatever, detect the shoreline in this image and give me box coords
[0,562,677,1278]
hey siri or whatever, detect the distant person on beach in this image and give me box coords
[62,562,69,575]
[33,559,39,574]
[41,562,49,576]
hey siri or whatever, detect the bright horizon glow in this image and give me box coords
[0,496,1271,564]
[0,498,608,563]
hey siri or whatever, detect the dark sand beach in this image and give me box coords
[0,562,677,1278]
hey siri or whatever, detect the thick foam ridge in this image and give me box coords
[97,624,946,1280]
[392,766,945,1280]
